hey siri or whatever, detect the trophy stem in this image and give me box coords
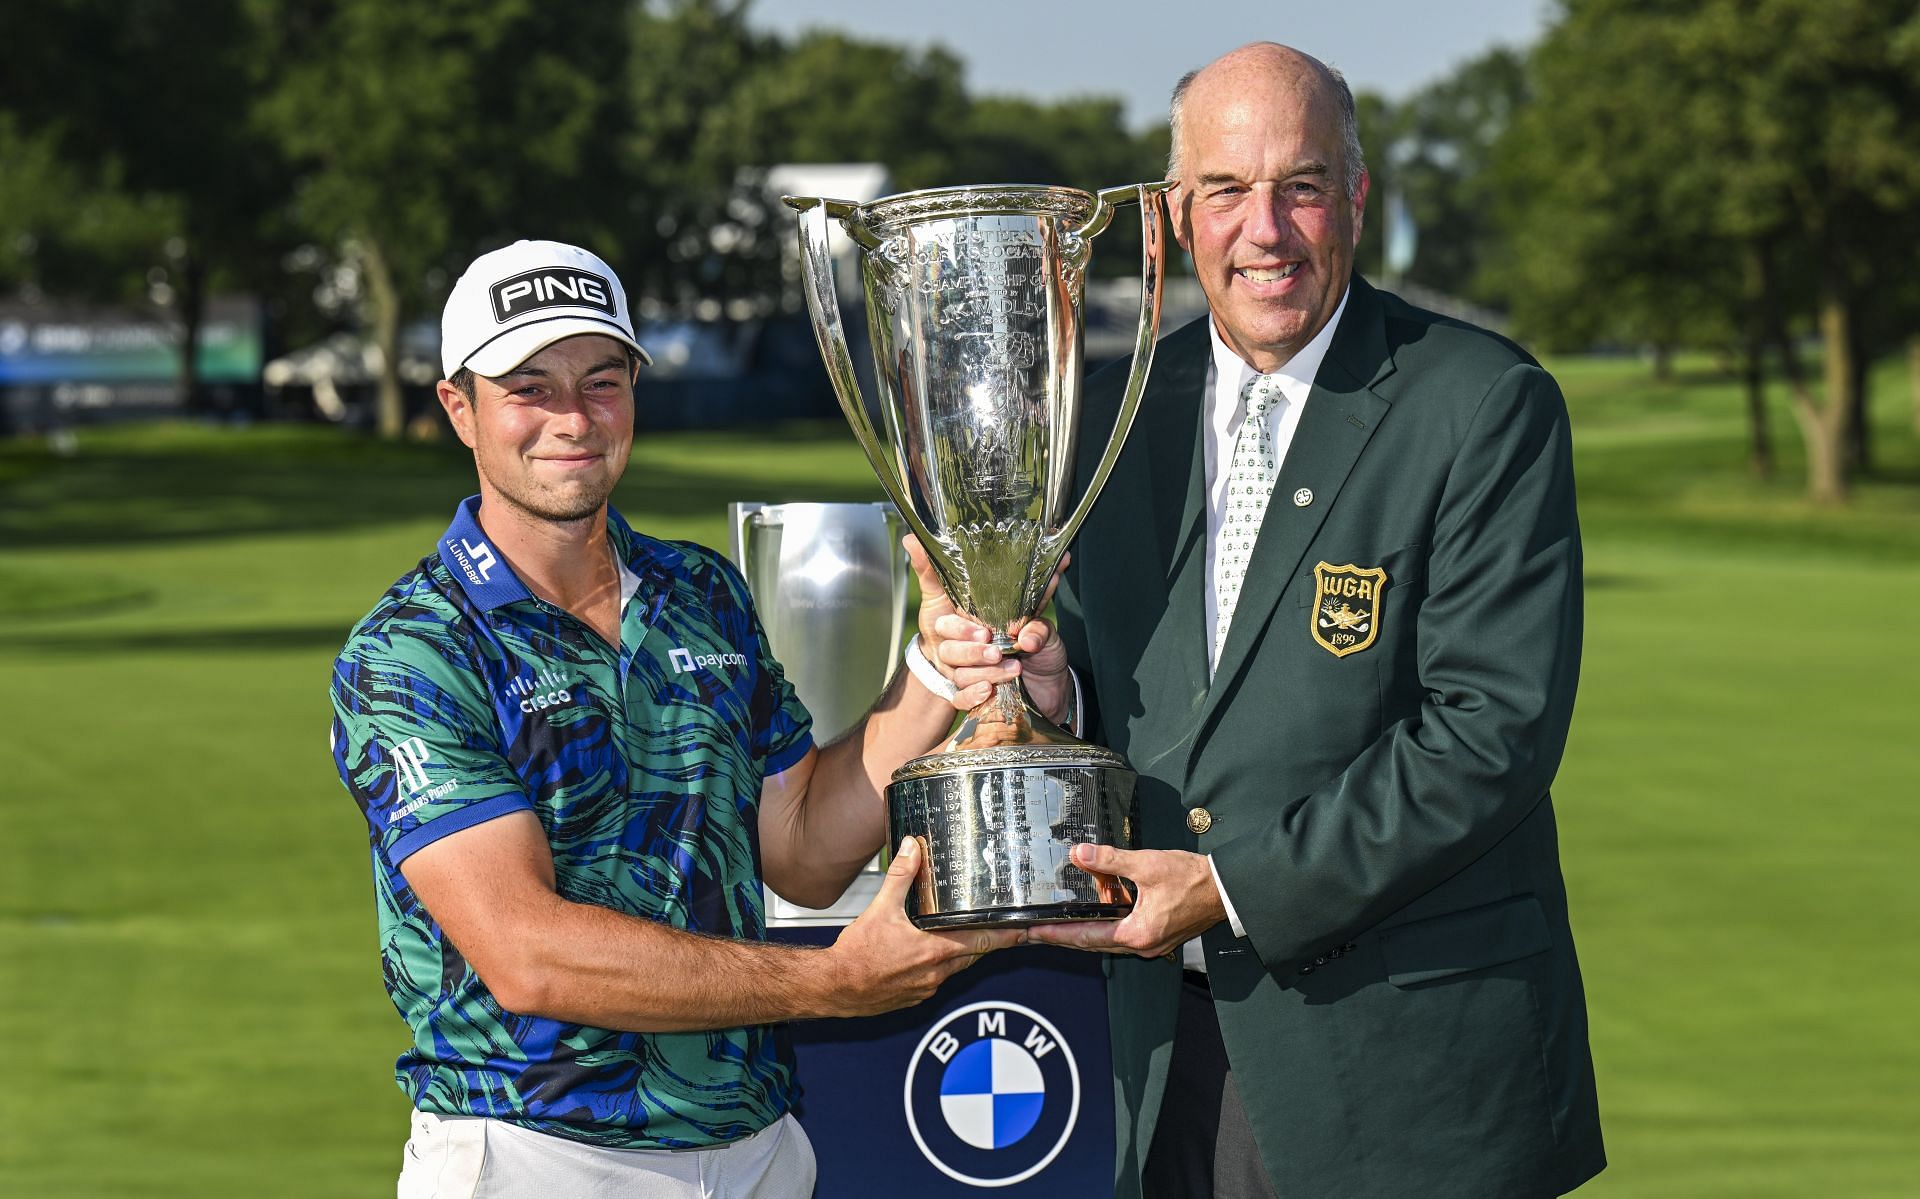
[989,678,1028,729]
[940,677,1079,756]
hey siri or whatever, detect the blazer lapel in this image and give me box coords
[1151,336,1212,742]
[1147,330,1210,597]
[1095,321,1213,772]
[1199,278,1397,728]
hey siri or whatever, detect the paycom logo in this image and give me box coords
[904,1001,1080,1187]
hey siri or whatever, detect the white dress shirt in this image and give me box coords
[1183,288,1351,970]
[1202,289,1349,674]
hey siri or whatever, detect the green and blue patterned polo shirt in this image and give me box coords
[329,497,813,1149]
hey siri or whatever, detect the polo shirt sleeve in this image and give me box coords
[330,623,532,868]
[722,573,812,776]
[754,640,814,776]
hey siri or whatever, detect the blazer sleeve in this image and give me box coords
[1210,361,1584,969]
[1054,557,1102,745]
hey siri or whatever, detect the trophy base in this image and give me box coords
[887,684,1137,930]
[909,902,1134,932]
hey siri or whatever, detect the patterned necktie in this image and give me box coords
[1214,372,1288,665]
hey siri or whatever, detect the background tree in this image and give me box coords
[1350,90,1395,287]
[1495,0,1920,501]
[715,32,971,190]
[619,11,1172,315]
[1694,0,1920,501]
[252,0,631,437]
[0,0,286,412]
[951,96,1168,277]
[6,0,1910,474]
[621,0,786,317]
[1494,6,1738,362]
[1370,49,1529,309]
[0,115,175,306]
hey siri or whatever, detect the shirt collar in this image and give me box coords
[437,497,676,614]
[607,505,676,615]
[1207,284,1352,407]
[437,497,532,611]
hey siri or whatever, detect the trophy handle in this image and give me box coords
[784,197,961,585]
[880,505,913,682]
[1043,181,1171,562]
[728,501,764,573]
[1069,181,1131,241]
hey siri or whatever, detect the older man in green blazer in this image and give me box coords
[933,42,1606,1198]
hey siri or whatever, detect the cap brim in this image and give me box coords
[458,315,652,378]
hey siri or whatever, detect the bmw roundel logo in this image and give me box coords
[904,1000,1080,1187]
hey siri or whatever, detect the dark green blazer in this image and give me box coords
[1057,276,1605,1198]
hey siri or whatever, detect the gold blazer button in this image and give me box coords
[1186,807,1213,835]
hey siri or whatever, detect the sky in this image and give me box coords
[745,0,1554,130]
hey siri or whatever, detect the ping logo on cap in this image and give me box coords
[903,1001,1081,1187]
[488,268,617,322]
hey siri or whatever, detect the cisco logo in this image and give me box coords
[503,669,575,715]
[904,1001,1080,1187]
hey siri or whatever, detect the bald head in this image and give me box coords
[1168,43,1365,197]
[1160,41,1369,371]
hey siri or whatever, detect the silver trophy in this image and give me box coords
[730,501,912,924]
[730,502,911,744]
[784,182,1169,929]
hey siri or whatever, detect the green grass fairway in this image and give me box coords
[2,358,1916,1196]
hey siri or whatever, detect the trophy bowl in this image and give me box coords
[785,182,1168,929]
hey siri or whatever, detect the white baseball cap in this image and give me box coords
[439,239,652,377]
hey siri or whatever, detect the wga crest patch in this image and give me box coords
[904,1001,1080,1187]
[1312,561,1388,657]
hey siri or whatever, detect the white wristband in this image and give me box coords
[903,634,958,701]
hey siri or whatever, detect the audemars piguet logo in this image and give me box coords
[390,737,431,793]
[386,736,459,821]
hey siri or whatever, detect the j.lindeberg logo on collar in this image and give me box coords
[445,535,498,587]
[488,267,617,322]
